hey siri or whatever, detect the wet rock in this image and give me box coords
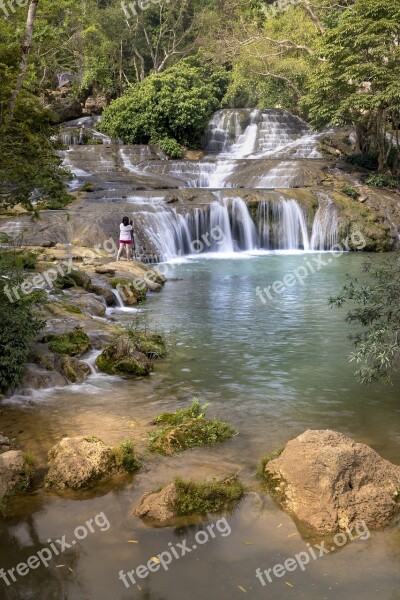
[64,289,107,317]
[134,483,178,523]
[0,451,27,502]
[95,335,151,377]
[264,429,400,534]
[18,363,67,391]
[56,268,92,290]
[45,436,116,490]
[59,357,91,383]
[90,284,117,306]
[45,90,82,124]
[0,436,11,454]
[95,266,116,275]
[41,328,92,357]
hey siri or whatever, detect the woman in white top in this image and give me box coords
[117,216,133,260]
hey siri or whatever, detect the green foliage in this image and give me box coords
[127,330,167,360]
[329,254,400,384]
[340,185,360,200]
[346,152,379,172]
[304,0,400,173]
[149,400,237,455]
[174,477,244,516]
[112,440,141,473]
[158,138,183,159]
[152,398,207,425]
[366,174,398,189]
[256,447,285,479]
[0,250,45,394]
[41,329,91,356]
[100,58,229,146]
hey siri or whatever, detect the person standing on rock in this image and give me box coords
[117,216,133,261]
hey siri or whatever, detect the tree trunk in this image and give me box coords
[4,0,39,126]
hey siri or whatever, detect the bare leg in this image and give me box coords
[125,244,131,260]
[117,243,124,261]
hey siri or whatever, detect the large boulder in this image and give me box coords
[0,451,27,502]
[264,429,400,534]
[45,437,116,490]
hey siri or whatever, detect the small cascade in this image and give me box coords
[310,193,339,250]
[112,288,125,307]
[256,199,310,250]
[228,109,260,158]
[108,289,140,314]
[82,350,101,375]
[209,200,234,252]
[255,161,303,188]
[230,197,258,251]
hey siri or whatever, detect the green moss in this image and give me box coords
[340,185,360,200]
[152,398,206,425]
[84,436,104,444]
[80,182,95,192]
[42,329,91,356]
[257,447,285,480]
[128,330,167,359]
[95,353,149,376]
[112,440,141,473]
[174,477,244,516]
[0,454,36,516]
[55,269,91,290]
[60,302,83,314]
[149,400,237,456]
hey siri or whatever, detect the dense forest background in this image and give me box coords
[1,0,400,207]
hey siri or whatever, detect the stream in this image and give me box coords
[1,252,399,600]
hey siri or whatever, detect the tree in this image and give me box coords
[100,57,229,146]
[304,0,400,173]
[329,253,400,384]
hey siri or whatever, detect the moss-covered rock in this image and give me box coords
[56,269,91,290]
[128,330,167,359]
[41,327,91,356]
[0,451,35,516]
[109,277,147,305]
[95,335,151,377]
[134,476,244,524]
[59,356,91,383]
[149,399,237,455]
[45,436,140,490]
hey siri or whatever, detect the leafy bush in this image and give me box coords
[100,58,229,147]
[366,174,398,188]
[329,253,400,384]
[340,185,360,200]
[174,477,244,516]
[0,254,45,394]
[158,138,182,159]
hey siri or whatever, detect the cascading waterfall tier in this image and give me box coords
[61,108,338,259]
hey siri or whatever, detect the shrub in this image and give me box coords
[100,58,229,147]
[366,174,398,188]
[340,185,360,200]
[158,138,182,159]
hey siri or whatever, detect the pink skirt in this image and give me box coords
[119,240,132,244]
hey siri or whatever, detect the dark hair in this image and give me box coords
[122,216,129,226]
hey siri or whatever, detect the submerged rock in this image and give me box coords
[0,451,29,506]
[134,483,178,523]
[46,437,116,490]
[264,429,400,534]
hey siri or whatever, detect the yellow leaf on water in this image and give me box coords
[68,567,74,573]
[55,565,65,568]
[238,586,247,592]
[243,541,253,545]
[277,523,283,528]
[287,533,298,538]
[285,581,294,588]
[137,585,142,591]
[151,556,160,564]
[128,540,139,543]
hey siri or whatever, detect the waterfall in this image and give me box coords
[257,199,310,250]
[231,197,258,251]
[310,193,339,250]
[209,200,234,252]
